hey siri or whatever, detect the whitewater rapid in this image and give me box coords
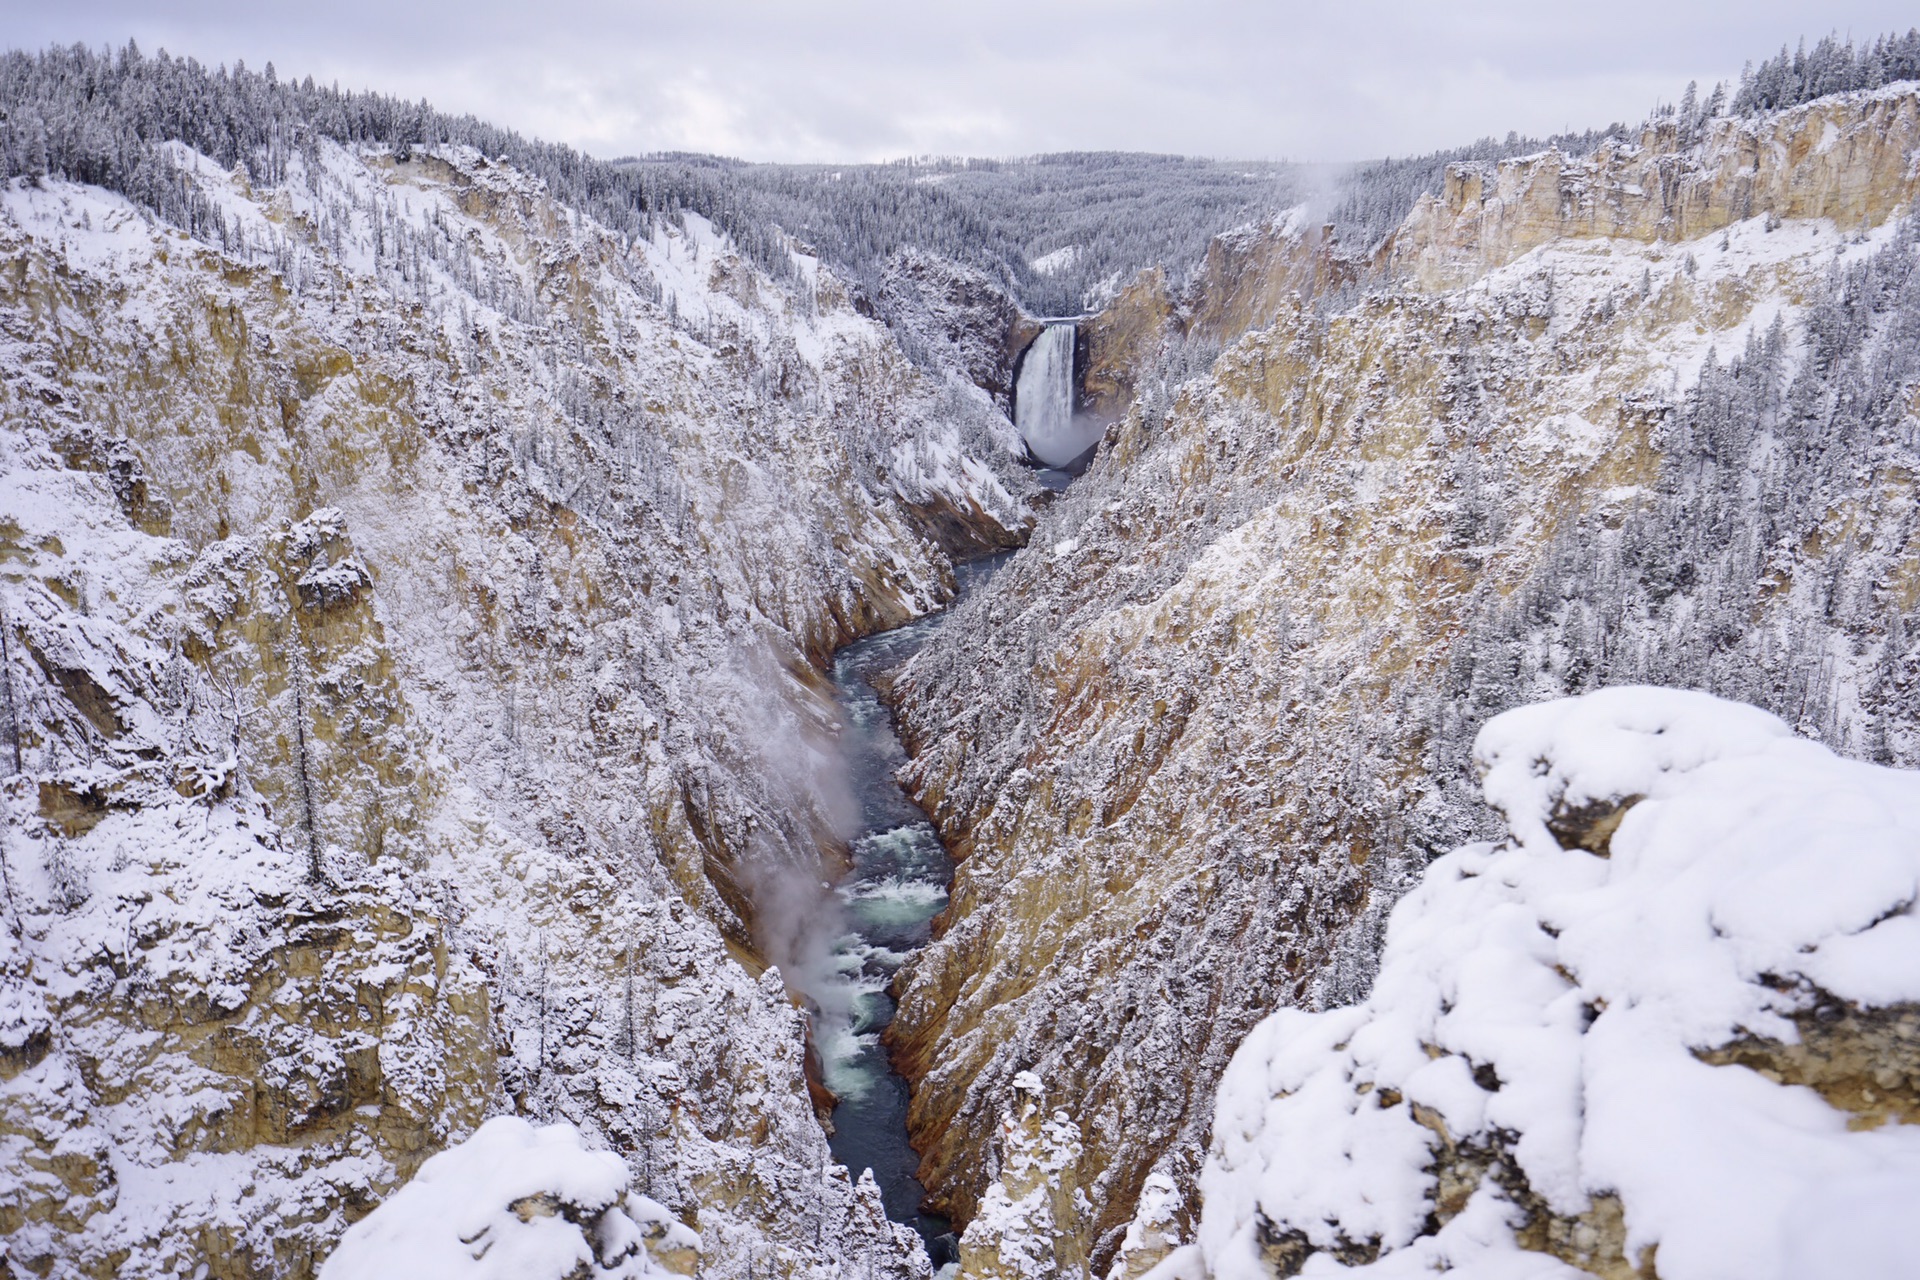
[816,552,1011,1258]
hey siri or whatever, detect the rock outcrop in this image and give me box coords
[1080,269,1177,429]
[1387,84,1920,291]
[954,1073,1091,1280]
[880,249,1045,418]
[320,1116,701,1279]
[1176,688,1920,1280]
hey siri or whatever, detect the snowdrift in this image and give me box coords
[320,1117,699,1279]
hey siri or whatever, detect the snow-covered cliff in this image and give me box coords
[885,87,1920,1274]
[0,135,1030,1279]
[8,43,1920,1280]
[320,1116,701,1280]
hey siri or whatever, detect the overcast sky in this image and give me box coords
[6,2,1914,163]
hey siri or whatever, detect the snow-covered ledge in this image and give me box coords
[1156,687,1920,1280]
[319,1117,699,1279]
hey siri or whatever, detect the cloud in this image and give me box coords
[5,0,1913,161]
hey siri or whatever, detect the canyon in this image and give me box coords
[0,133,1028,1279]
[0,44,1917,1280]
[886,86,1920,1275]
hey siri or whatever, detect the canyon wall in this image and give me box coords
[1389,84,1920,290]
[0,140,1030,1279]
[886,88,1920,1275]
[8,63,1920,1280]
[880,249,1045,422]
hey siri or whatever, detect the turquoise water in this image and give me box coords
[819,552,1010,1257]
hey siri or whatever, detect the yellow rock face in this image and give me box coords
[1183,215,1359,348]
[887,89,1920,1277]
[0,140,1023,1278]
[1082,268,1177,425]
[1389,90,1920,290]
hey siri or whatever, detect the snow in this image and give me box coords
[318,1117,696,1280]
[1191,688,1920,1280]
[0,179,160,278]
[958,1076,1084,1279]
[1029,245,1082,276]
[1461,208,1897,404]
[1515,412,1607,464]
[0,127,1011,1278]
[888,171,1920,1273]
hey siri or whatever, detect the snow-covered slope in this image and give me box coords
[0,137,1031,1279]
[884,88,1920,1275]
[1178,687,1920,1280]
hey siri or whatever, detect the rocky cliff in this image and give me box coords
[879,249,1045,422]
[0,137,1031,1279]
[1388,84,1920,290]
[1087,83,1920,435]
[884,87,1920,1275]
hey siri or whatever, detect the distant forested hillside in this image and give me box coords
[710,153,1305,315]
[0,43,1641,320]
[8,31,1916,324]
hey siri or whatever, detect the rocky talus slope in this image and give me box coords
[885,87,1920,1275]
[0,140,1030,1279]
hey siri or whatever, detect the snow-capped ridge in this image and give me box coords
[1389,83,1920,291]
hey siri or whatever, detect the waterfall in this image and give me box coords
[1015,323,1103,469]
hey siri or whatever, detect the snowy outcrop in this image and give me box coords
[878,248,1044,418]
[320,1117,700,1279]
[1175,687,1920,1279]
[885,88,1920,1275]
[957,1073,1092,1280]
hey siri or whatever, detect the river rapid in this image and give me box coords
[817,550,1012,1264]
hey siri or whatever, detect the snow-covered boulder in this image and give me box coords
[319,1117,699,1279]
[1173,687,1920,1280]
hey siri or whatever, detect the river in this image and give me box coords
[816,549,1013,1266]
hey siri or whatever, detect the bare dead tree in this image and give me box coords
[621,940,637,1062]
[289,653,325,884]
[535,931,550,1084]
[0,823,20,936]
[0,602,20,777]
